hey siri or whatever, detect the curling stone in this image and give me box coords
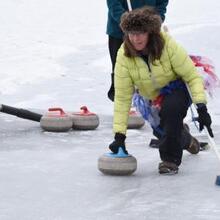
[98,148,137,175]
[70,106,99,130]
[40,108,73,132]
[127,110,145,129]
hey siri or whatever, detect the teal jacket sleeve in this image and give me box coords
[156,0,169,21]
[106,0,126,24]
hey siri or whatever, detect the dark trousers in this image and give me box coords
[158,89,190,166]
[107,36,123,101]
[108,36,123,73]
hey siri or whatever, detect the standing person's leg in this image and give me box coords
[158,89,189,173]
[107,35,123,102]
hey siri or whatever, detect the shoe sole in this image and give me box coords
[159,168,178,175]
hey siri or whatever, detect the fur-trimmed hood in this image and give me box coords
[120,6,162,34]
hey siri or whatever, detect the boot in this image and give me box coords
[158,161,179,174]
[107,73,115,102]
[181,124,200,154]
[187,136,200,154]
[149,123,189,148]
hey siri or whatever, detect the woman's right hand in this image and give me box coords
[109,133,128,154]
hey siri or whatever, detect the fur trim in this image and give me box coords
[120,6,162,34]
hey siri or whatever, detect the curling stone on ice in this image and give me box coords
[127,109,145,129]
[40,108,73,132]
[98,148,137,175]
[70,106,99,130]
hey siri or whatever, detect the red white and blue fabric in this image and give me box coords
[190,55,220,97]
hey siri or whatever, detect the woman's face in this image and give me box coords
[128,32,149,51]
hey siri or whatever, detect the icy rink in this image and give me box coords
[1,0,220,219]
[0,114,220,220]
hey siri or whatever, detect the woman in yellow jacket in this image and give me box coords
[109,6,213,174]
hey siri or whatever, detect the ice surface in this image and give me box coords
[1,0,220,219]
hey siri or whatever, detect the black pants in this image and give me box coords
[158,89,190,166]
[108,36,123,73]
[107,36,123,101]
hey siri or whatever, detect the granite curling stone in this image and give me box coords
[98,148,137,175]
[127,110,145,129]
[40,107,73,132]
[71,106,99,130]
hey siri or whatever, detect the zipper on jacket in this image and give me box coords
[140,55,152,73]
[140,54,159,89]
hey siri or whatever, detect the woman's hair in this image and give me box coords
[120,6,165,61]
[123,33,164,61]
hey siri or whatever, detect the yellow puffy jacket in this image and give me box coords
[113,32,206,134]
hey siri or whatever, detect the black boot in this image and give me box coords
[107,73,115,102]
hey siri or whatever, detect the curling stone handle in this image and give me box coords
[80,106,90,114]
[117,147,129,157]
[105,147,130,158]
[129,110,137,115]
[48,108,66,116]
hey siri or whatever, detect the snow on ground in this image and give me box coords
[0,0,220,220]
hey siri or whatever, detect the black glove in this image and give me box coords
[196,103,214,137]
[109,133,128,154]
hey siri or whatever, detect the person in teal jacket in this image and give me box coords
[106,0,169,101]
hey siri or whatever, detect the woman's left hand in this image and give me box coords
[197,104,214,137]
